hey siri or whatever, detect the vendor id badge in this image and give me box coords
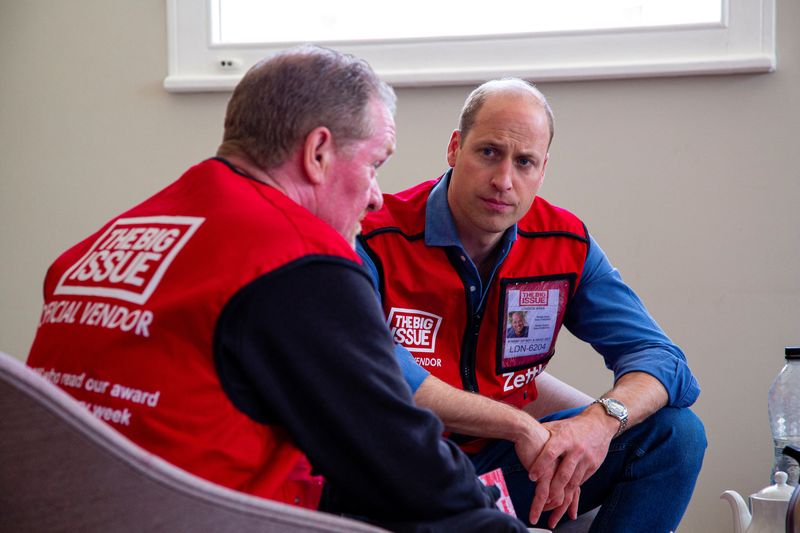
[496,275,574,373]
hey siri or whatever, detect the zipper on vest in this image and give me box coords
[459,310,482,392]
[446,247,485,393]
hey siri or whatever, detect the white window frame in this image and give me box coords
[164,0,775,93]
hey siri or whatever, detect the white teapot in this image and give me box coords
[721,471,794,533]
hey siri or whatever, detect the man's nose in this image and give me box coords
[366,179,384,212]
[490,159,513,191]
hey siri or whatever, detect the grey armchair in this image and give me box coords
[0,351,385,533]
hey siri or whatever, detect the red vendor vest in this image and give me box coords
[361,178,588,442]
[27,158,359,508]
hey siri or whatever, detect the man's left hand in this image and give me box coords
[527,406,616,528]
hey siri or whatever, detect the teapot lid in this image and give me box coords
[753,471,793,500]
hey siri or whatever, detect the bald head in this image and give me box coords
[458,78,554,147]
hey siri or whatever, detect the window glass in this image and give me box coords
[213,0,723,45]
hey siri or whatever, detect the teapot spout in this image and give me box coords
[721,490,750,533]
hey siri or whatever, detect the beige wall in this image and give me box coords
[2,1,799,530]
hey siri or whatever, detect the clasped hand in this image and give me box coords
[516,412,613,529]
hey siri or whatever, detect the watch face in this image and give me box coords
[601,398,627,418]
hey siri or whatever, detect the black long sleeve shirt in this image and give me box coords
[213,255,496,522]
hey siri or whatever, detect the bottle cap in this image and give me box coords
[786,346,800,360]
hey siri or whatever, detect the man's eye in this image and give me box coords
[518,157,532,167]
[482,147,495,157]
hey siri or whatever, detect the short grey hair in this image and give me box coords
[218,44,396,170]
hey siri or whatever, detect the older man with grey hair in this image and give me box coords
[28,47,527,532]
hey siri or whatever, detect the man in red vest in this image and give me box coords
[26,46,527,532]
[359,79,707,531]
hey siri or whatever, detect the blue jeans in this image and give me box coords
[469,406,707,533]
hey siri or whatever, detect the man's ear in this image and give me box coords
[303,126,334,184]
[446,130,461,168]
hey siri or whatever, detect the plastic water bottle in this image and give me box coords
[768,346,800,486]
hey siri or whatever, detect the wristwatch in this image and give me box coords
[593,397,628,437]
